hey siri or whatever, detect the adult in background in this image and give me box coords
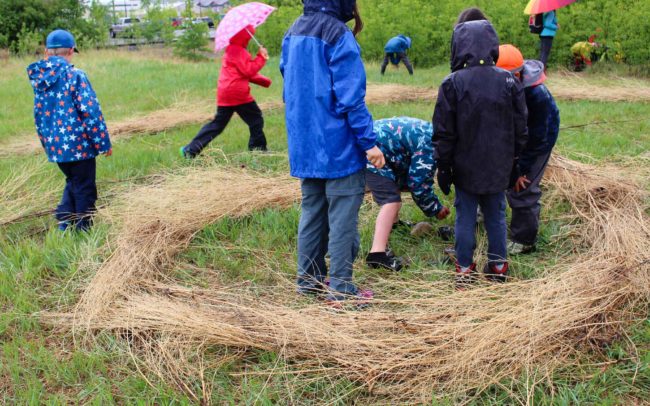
[497,45,560,255]
[539,10,558,68]
[380,34,413,75]
[280,0,385,305]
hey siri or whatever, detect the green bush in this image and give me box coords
[173,21,209,61]
[12,24,42,56]
[254,0,650,68]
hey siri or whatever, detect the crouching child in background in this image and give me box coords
[27,29,112,232]
[365,117,450,271]
[432,20,528,288]
[497,45,560,255]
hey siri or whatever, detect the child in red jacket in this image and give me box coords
[181,25,271,157]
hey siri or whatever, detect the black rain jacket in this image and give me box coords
[432,20,528,195]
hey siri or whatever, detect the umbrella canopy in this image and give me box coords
[214,2,275,52]
[524,0,577,14]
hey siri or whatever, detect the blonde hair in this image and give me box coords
[46,48,73,56]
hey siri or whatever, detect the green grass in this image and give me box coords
[0,48,648,404]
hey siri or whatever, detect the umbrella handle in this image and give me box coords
[245,28,263,48]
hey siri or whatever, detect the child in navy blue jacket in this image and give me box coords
[497,45,560,254]
[281,0,385,304]
[27,30,112,231]
[432,20,528,288]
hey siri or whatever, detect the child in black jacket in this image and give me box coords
[432,19,528,288]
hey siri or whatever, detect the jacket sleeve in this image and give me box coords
[511,80,529,159]
[518,87,549,175]
[408,150,443,217]
[432,77,457,167]
[250,74,272,88]
[328,31,376,152]
[234,49,267,79]
[72,71,111,154]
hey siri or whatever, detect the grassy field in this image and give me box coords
[1,48,649,404]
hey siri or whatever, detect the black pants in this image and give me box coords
[56,158,97,231]
[539,36,554,68]
[381,52,413,75]
[186,101,267,155]
[507,151,552,245]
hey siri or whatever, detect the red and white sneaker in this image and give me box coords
[484,262,509,283]
[455,262,477,290]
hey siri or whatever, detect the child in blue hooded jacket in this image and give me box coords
[280,0,385,303]
[381,35,413,75]
[27,30,112,231]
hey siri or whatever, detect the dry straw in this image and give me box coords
[6,80,649,158]
[44,153,649,403]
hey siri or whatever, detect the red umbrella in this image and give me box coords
[524,0,578,14]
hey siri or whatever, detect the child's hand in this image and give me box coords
[366,146,385,169]
[436,206,450,220]
[259,47,269,60]
[105,148,113,158]
[513,175,531,192]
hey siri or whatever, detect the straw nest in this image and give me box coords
[43,152,649,403]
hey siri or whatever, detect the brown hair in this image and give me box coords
[456,7,488,25]
[352,4,364,37]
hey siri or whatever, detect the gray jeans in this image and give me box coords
[507,152,552,245]
[297,170,365,299]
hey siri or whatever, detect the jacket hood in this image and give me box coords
[303,0,356,23]
[450,20,499,72]
[399,35,412,48]
[230,25,255,47]
[27,56,71,93]
[522,59,546,88]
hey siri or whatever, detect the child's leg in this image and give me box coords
[325,170,365,299]
[366,170,402,253]
[68,158,98,231]
[380,53,390,74]
[297,178,329,294]
[185,106,235,156]
[55,163,76,227]
[398,52,414,75]
[236,101,267,151]
[479,191,507,265]
[370,202,401,253]
[454,187,479,268]
[507,152,551,246]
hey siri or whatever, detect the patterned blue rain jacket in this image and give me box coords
[27,56,111,163]
[367,117,443,217]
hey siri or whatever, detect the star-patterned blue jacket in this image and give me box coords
[27,56,111,163]
[367,117,443,217]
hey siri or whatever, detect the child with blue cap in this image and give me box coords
[27,29,112,231]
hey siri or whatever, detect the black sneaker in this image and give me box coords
[392,219,415,231]
[483,262,509,283]
[366,251,404,272]
[437,226,454,241]
[455,262,477,290]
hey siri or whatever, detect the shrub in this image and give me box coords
[12,24,42,56]
[255,0,650,69]
[173,21,209,61]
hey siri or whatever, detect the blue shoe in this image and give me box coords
[57,221,70,232]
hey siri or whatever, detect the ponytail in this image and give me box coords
[352,4,363,36]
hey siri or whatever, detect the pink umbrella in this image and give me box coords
[214,2,275,52]
[524,0,578,14]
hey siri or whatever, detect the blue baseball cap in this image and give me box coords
[46,29,79,53]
